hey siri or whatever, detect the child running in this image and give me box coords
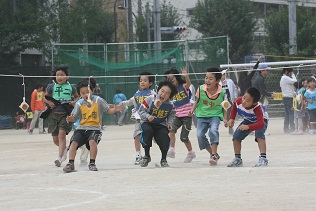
[189,67,227,165]
[122,72,155,164]
[64,80,122,172]
[226,87,268,167]
[165,67,196,163]
[138,80,177,167]
[44,66,79,167]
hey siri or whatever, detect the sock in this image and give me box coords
[169,147,175,151]
[89,159,95,164]
[135,151,141,157]
[235,154,241,158]
[69,159,74,164]
[260,153,267,158]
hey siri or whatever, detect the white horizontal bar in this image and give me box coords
[220,60,316,68]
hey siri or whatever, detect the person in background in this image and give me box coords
[29,82,46,134]
[304,77,316,134]
[113,88,127,126]
[280,68,297,133]
[238,56,263,96]
[291,82,306,135]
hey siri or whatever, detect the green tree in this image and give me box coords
[58,0,114,43]
[190,0,257,63]
[135,0,182,43]
[265,5,316,57]
[0,0,56,65]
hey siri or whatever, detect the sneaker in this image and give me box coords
[309,130,314,135]
[255,156,268,167]
[290,130,298,135]
[63,162,75,172]
[134,156,142,165]
[167,148,175,158]
[39,131,46,134]
[209,154,220,166]
[54,158,62,167]
[227,157,243,167]
[118,122,123,126]
[184,151,196,163]
[61,147,68,162]
[140,156,151,167]
[28,130,33,135]
[294,131,304,135]
[160,159,169,167]
[88,163,98,171]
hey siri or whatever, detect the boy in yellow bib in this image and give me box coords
[64,80,122,172]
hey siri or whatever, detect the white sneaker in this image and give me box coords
[167,148,175,158]
[255,156,268,167]
[184,151,196,163]
[54,158,62,167]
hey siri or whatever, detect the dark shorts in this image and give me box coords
[47,112,73,136]
[233,119,268,142]
[70,130,102,150]
[170,116,192,142]
[308,109,316,123]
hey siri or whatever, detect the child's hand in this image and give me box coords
[223,119,228,127]
[154,100,162,108]
[115,104,122,112]
[48,102,56,109]
[237,124,249,131]
[180,66,188,76]
[66,115,75,123]
[147,115,156,122]
[69,101,76,106]
[168,124,172,131]
[226,119,234,128]
[188,109,194,117]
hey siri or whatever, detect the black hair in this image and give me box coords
[245,87,261,103]
[157,80,178,99]
[76,80,92,94]
[282,68,293,75]
[300,78,307,84]
[53,65,69,76]
[83,77,97,90]
[139,71,155,87]
[164,67,186,85]
[307,77,316,83]
[206,67,222,81]
[293,82,298,89]
[116,88,122,94]
[35,82,45,89]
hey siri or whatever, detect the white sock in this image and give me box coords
[136,151,141,157]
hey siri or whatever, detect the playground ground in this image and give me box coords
[0,118,315,211]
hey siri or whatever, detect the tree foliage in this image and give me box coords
[265,5,316,56]
[190,0,257,63]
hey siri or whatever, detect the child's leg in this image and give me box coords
[89,140,98,160]
[134,135,141,152]
[207,117,220,154]
[298,117,304,132]
[153,125,170,161]
[233,140,242,155]
[133,121,142,157]
[196,118,211,151]
[169,131,176,148]
[68,141,78,160]
[140,122,154,157]
[58,130,67,158]
[180,117,192,152]
[256,138,266,154]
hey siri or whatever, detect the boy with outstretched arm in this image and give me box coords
[226,87,269,167]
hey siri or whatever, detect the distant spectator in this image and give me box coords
[113,88,127,125]
[280,68,297,133]
[29,82,46,134]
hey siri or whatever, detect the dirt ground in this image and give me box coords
[0,118,315,211]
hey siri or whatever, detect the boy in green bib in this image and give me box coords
[189,67,227,165]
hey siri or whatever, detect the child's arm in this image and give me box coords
[107,104,122,114]
[70,93,80,106]
[122,97,135,107]
[189,97,198,116]
[138,97,155,121]
[181,66,191,90]
[227,98,239,128]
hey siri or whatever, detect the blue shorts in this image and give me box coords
[233,119,268,142]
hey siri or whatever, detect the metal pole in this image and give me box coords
[114,0,118,62]
[220,60,316,69]
[153,0,161,58]
[146,2,151,51]
[288,0,297,55]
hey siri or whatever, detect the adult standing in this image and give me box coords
[280,68,297,133]
[29,82,46,134]
[238,56,263,96]
[113,88,127,125]
[253,64,274,104]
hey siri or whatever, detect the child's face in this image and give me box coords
[139,75,153,90]
[309,81,316,89]
[242,92,255,109]
[157,85,171,103]
[302,80,308,88]
[55,70,68,84]
[205,72,219,89]
[293,85,297,91]
[166,74,178,86]
[79,86,93,101]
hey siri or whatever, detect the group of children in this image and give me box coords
[42,65,270,173]
[292,77,316,135]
